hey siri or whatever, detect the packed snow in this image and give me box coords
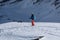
[0,22,60,40]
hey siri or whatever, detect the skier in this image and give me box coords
[30,14,36,26]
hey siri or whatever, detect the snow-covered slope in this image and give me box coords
[0,22,60,40]
[0,0,60,40]
[0,0,60,23]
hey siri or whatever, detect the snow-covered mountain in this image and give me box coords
[0,0,60,40]
[0,0,60,23]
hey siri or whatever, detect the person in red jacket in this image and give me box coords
[30,14,35,26]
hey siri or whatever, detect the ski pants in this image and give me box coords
[32,20,34,26]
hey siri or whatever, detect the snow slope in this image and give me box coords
[0,0,60,40]
[0,0,60,22]
[0,22,60,40]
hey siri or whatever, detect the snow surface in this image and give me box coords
[0,22,60,40]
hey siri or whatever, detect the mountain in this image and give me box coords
[0,0,60,23]
[0,0,60,40]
